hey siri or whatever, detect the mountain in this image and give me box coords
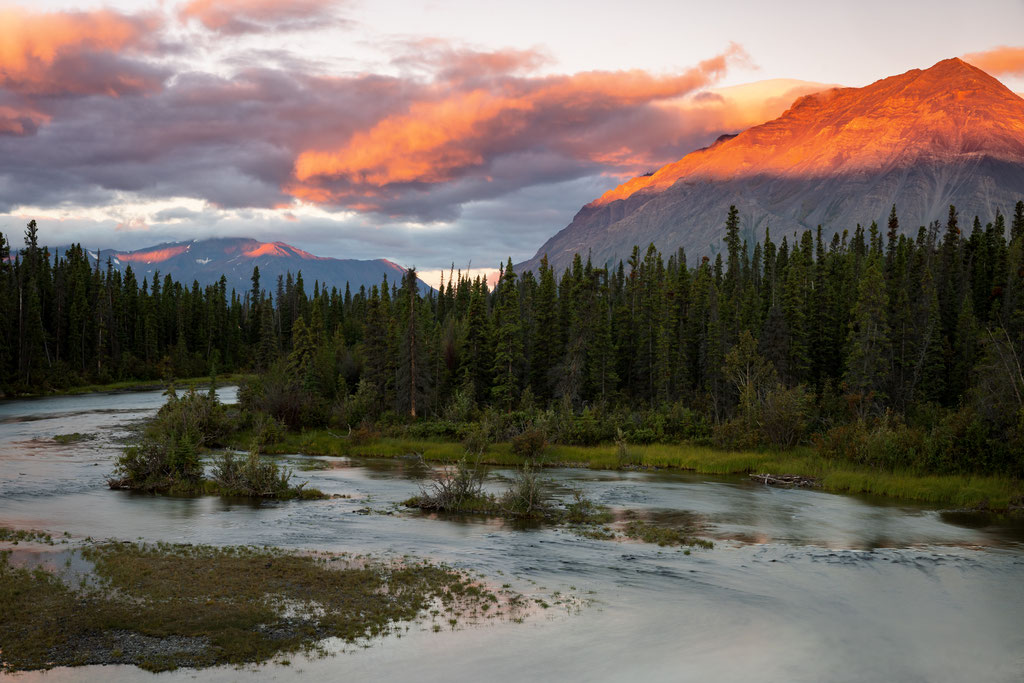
[68,237,425,295]
[520,58,1024,273]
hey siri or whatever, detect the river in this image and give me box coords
[1,388,1022,682]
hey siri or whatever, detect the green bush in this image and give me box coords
[499,464,549,518]
[411,458,490,512]
[211,444,295,498]
[110,387,229,490]
[462,425,490,456]
[511,428,547,461]
[759,384,811,449]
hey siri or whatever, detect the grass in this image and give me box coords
[53,433,96,444]
[252,430,1023,510]
[109,476,328,501]
[622,521,714,549]
[16,373,255,398]
[0,527,68,546]
[0,540,506,672]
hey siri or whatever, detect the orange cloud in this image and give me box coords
[289,45,747,205]
[0,6,161,96]
[180,0,343,34]
[962,46,1024,77]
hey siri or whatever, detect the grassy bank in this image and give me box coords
[0,540,509,672]
[251,431,1022,510]
[8,373,255,399]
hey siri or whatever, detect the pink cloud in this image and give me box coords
[962,46,1024,77]
[0,6,163,96]
[288,44,750,208]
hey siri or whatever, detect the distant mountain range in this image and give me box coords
[62,237,425,295]
[519,58,1024,273]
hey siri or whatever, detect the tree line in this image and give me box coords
[3,202,1024,475]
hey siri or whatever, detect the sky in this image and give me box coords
[2,0,1023,286]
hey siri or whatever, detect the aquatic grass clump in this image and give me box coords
[563,490,614,525]
[622,521,714,549]
[407,457,497,514]
[210,443,310,498]
[498,463,551,518]
[0,541,505,673]
[0,527,61,545]
[53,433,95,444]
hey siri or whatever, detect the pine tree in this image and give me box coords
[490,259,523,410]
[531,255,558,399]
[844,256,890,404]
[396,267,428,417]
[463,277,491,404]
[1012,200,1024,243]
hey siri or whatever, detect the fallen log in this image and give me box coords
[750,473,821,488]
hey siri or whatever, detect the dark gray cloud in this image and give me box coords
[0,4,757,271]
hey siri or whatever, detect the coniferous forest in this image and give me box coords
[3,203,1024,477]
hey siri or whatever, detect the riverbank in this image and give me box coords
[249,431,1023,510]
[2,373,255,399]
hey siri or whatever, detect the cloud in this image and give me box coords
[0,5,811,268]
[179,0,346,35]
[0,6,164,96]
[0,97,48,136]
[0,30,770,225]
[288,44,749,212]
[962,46,1024,77]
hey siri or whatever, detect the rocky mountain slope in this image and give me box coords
[520,58,1024,273]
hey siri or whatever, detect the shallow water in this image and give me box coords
[1,389,1022,682]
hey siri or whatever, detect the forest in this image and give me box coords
[2,202,1024,478]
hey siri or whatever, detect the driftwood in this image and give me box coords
[749,473,820,488]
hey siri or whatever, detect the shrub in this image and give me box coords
[615,428,639,467]
[349,424,379,446]
[511,428,547,461]
[499,464,549,518]
[112,434,202,491]
[443,386,477,423]
[563,490,612,524]
[110,387,229,490]
[759,384,812,448]
[411,458,490,512]
[211,443,295,497]
[249,412,284,447]
[240,363,329,430]
[462,425,490,456]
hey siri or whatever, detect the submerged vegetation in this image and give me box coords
[0,527,66,546]
[53,432,95,444]
[0,540,510,672]
[406,459,564,520]
[621,521,714,549]
[403,459,712,550]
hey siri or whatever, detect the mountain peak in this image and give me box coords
[67,236,427,294]
[589,58,1024,208]
[520,58,1024,274]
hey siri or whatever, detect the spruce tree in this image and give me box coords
[491,259,523,411]
[844,256,890,404]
